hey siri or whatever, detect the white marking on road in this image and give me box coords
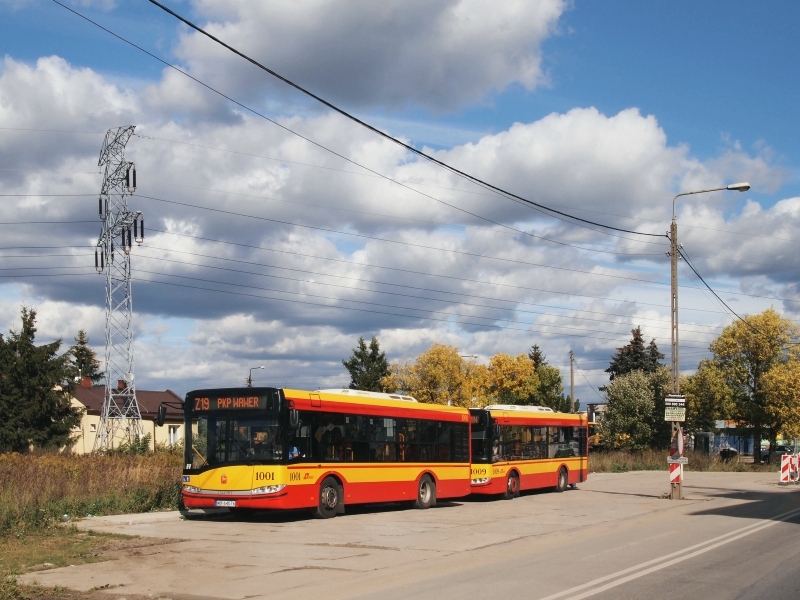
[538,505,800,600]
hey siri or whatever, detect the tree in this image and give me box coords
[382,343,487,407]
[682,359,734,433]
[342,336,389,392]
[762,358,800,442]
[0,308,83,452]
[605,327,663,384]
[707,309,798,463]
[528,345,546,369]
[69,330,103,384]
[486,353,539,405]
[526,345,570,411]
[599,370,657,451]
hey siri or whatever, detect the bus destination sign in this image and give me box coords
[193,395,267,412]
[664,394,686,422]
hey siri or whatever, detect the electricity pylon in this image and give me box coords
[93,126,145,451]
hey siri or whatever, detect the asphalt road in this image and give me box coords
[22,471,800,599]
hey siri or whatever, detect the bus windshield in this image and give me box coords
[470,409,491,463]
[190,412,284,469]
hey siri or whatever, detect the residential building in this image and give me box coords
[70,377,184,454]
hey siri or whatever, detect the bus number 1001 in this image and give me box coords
[255,472,274,481]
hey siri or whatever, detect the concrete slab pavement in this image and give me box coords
[20,471,796,599]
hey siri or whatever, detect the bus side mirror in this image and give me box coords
[493,424,501,438]
[289,408,300,430]
[156,404,166,427]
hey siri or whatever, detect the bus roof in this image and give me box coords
[284,388,468,420]
[315,389,417,402]
[484,404,586,423]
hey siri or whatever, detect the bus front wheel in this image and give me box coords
[312,476,342,519]
[503,472,520,500]
[555,467,568,493]
[414,475,436,509]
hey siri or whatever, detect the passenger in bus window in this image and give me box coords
[492,438,501,462]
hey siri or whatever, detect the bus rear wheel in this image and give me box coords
[503,472,520,500]
[312,476,342,519]
[555,467,568,493]
[413,475,436,509]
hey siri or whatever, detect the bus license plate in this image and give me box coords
[215,500,236,508]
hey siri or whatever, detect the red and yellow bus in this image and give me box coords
[469,405,588,498]
[180,387,472,518]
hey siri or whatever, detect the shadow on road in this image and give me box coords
[685,484,800,523]
[185,499,465,523]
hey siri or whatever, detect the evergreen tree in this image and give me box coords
[526,345,570,411]
[69,330,104,384]
[342,336,389,392]
[0,308,83,452]
[528,344,546,369]
[605,327,662,383]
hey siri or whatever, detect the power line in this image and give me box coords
[53,0,664,242]
[0,127,104,134]
[144,0,666,241]
[144,228,729,316]
[132,249,721,338]
[143,180,666,256]
[136,192,673,288]
[132,272,702,345]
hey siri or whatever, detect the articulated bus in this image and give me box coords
[469,405,589,498]
[178,388,588,517]
[180,387,471,517]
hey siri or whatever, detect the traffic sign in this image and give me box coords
[667,456,688,464]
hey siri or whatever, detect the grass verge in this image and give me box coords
[589,449,780,473]
[0,453,183,537]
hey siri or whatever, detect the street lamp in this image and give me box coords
[459,354,478,359]
[669,182,750,394]
[247,365,265,388]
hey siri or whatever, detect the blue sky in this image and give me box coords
[0,0,798,400]
[5,1,798,169]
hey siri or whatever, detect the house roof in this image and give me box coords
[73,385,184,419]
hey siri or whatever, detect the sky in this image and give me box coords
[1,0,799,404]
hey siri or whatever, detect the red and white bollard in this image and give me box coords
[780,454,799,484]
[668,427,684,499]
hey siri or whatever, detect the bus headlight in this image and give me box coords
[471,478,490,485]
[183,485,200,493]
[251,485,286,495]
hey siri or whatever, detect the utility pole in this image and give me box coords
[569,350,575,413]
[667,182,750,498]
[93,126,145,451]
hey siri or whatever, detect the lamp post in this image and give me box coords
[247,365,265,388]
[669,182,750,394]
[667,182,749,500]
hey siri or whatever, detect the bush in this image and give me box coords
[0,452,183,537]
[589,449,780,474]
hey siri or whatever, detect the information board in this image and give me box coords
[664,394,686,422]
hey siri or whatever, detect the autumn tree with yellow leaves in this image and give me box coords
[381,344,540,407]
[684,309,800,463]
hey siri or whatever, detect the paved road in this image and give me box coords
[22,471,800,599]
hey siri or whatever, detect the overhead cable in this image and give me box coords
[53,0,664,241]
[145,0,666,240]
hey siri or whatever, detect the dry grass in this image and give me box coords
[589,449,779,473]
[0,453,183,537]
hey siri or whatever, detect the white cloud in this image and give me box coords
[0,53,791,401]
[162,0,566,112]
